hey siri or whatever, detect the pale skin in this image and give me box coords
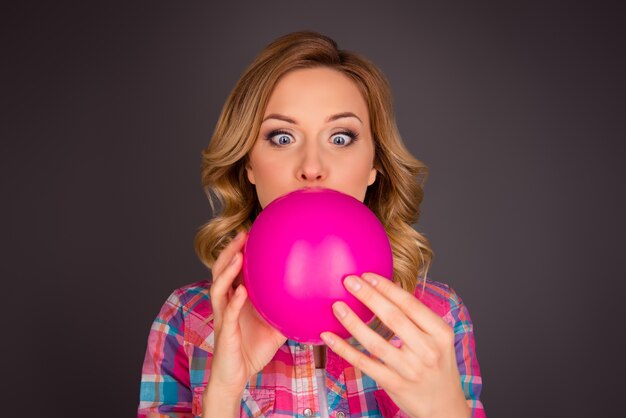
[203,67,470,417]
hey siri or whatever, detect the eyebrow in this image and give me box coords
[262,112,363,125]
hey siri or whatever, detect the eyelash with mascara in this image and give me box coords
[264,129,360,147]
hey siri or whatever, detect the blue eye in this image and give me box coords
[332,134,349,146]
[276,134,292,145]
[332,131,358,146]
[265,129,359,147]
[265,130,294,147]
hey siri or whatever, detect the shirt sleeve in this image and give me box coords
[448,287,486,418]
[138,289,195,418]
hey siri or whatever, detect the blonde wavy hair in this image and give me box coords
[194,30,433,299]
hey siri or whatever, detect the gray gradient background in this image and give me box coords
[3,1,625,417]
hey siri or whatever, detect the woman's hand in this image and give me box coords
[320,273,470,418]
[207,230,287,398]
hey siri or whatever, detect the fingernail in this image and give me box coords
[320,333,335,347]
[344,275,361,292]
[362,273,378,286]
[333,302,348,319]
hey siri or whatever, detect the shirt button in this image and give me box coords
[303,408,313,416]
[336,412,346,418]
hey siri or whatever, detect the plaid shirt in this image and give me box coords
[138,278,485,417]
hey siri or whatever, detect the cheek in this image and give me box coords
[347,158,374,182]
[253,162,285,186]
[249,161,291,208]
[249,153,279,181]
[342,164,374,200]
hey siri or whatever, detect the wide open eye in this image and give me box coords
[266,130,294,147]
[331,130,358,146]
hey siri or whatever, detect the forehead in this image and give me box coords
[264,67,369,120]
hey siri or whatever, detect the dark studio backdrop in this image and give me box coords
[3,1,625,416]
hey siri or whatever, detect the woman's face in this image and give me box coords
[246,67,377,209]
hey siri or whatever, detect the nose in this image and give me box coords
[296,143,326,183]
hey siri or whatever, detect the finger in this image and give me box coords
[320,331,399,390]
[211,252,242,327]
[219,285,247,341]
[330,301,416,379]
[360,273,450,337]
[342,275,426,350]
[212,230,247,279]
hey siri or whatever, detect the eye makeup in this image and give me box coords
[263,129,360,147]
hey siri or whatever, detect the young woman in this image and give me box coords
[139,31,485,418]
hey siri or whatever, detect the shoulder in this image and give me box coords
[413,277,467,323]
[153,279,216,352]
[164,279,213,320]
[151,279,213,328]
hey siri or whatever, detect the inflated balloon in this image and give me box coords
[242,187,393,345]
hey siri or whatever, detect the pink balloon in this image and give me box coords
[242,187,393,345]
